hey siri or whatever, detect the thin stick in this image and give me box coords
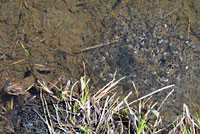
[10,59,25,65]
[33,108,46,123]
[80,39,119,53]
[132,80,138,98]
[39,91,53,134]
[187,19,191,39]
[43,96,54,133]
[164,8,179,18]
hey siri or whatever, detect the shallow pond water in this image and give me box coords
[0,0,199,133]
[83,0,200,123]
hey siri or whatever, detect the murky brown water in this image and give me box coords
[0,0,199,133]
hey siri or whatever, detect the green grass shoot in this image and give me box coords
[73,102,78,113]
[80,126,88,133]
[172,123,176,129]
[124,108,129,118]
[187,129,191,134]
[59,84,65,100]
[137,101,147,134]
[81,75,88,105]
[72,102,78,122]
[137,114,146,134]
[20,42,30,56]
[81,88,88,105]
[115,109,129,118]
[196,112,200,126]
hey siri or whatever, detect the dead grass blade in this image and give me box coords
[128,85,175,107]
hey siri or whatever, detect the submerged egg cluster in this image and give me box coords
[85,7,199,105]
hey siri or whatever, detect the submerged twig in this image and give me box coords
[78,39,120,53]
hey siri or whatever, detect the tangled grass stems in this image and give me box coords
[35,73,200,134]
[168,104,200,134]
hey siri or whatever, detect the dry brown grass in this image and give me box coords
[35,71,200,134]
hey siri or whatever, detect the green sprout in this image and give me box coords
[115,109,129,118]
[72,102,78,122]
[196,112,200,126]
[81,75,88,105]
[81,88,88,105]
[80,126,88,133]
[124,108,129,118]
[187,129,191,134]
[137,102,147,134]
[172,123,176,129]
[115,112,124,117]
[20,42,30,56]
[137,114,146,134]
[59,84,65,100]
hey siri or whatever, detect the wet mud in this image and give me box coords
[0,0,200,133]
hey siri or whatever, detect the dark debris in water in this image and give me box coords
[84,2,200,122]
[0,0,200,133]
[4,95,48,134]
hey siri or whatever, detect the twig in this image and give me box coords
[40,90,54,134]
[43,95,54,133]
[79,39,120,53]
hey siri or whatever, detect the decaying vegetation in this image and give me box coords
[33,67,200,134]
